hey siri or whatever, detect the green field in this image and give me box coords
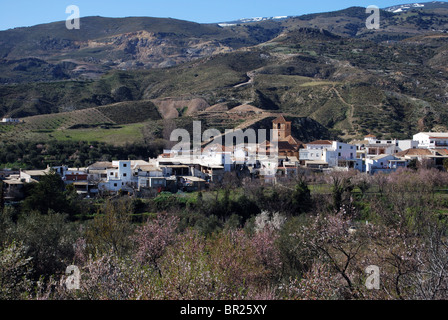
[0,100,163,145]
[49,122,147,145]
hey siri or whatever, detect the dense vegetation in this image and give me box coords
[0,140,164,169]
[2,165,448,300]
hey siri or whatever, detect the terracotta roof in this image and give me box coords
[285,135,304,146]
[365,134,377,138]
[278,141,298,151]
[307,140,333,145]
[395,148,433,157]
[435,149,448,156]
[272,115,288,124]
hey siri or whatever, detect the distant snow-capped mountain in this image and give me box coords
[218,16,289,27]
[384,1,448,13]
[385,2,425,13]
[217,1,448,27]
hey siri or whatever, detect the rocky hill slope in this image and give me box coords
[1,2,448,143]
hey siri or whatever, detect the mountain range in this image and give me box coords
[1,1,448,144]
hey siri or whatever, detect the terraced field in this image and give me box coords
[0,101,162,145]
[23,108,115,131]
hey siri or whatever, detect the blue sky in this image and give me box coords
[0,0,429,31]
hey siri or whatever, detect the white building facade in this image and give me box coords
[413,132,448,149]
[300,140,359,170]
[99,160,135,192]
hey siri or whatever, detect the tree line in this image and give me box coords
[0,140,164,169]
[2,167,448,299]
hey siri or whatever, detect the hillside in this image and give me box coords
[2,3,448,84]
[1,2,448,144]
[0,16,284,83]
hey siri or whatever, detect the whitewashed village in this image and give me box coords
[4,1,448,303]
[2,115,448,201]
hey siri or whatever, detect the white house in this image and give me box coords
[200,144,232,172]
[300,140,333,166]
[365,154,407,174]
[99,160,135,193]
[351,135,418,160]
[58,167,101,196]
[333,141,356,161]
[155,145,232,183]
[19,168,51,183]
[365,135,418,157]
[136,166,165,189]
[300,140,358,170]
[1,118,20,123]
[258,156,278,183]
[396,140,419,152]
[413,132,448,149]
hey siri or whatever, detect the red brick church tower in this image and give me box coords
[272,115,304,157]
[273,115,292,140]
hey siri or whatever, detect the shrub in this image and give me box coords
[131,213,179,270]
[13,212,78,281]
[0,240,34,300]
[84,199,134,258]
